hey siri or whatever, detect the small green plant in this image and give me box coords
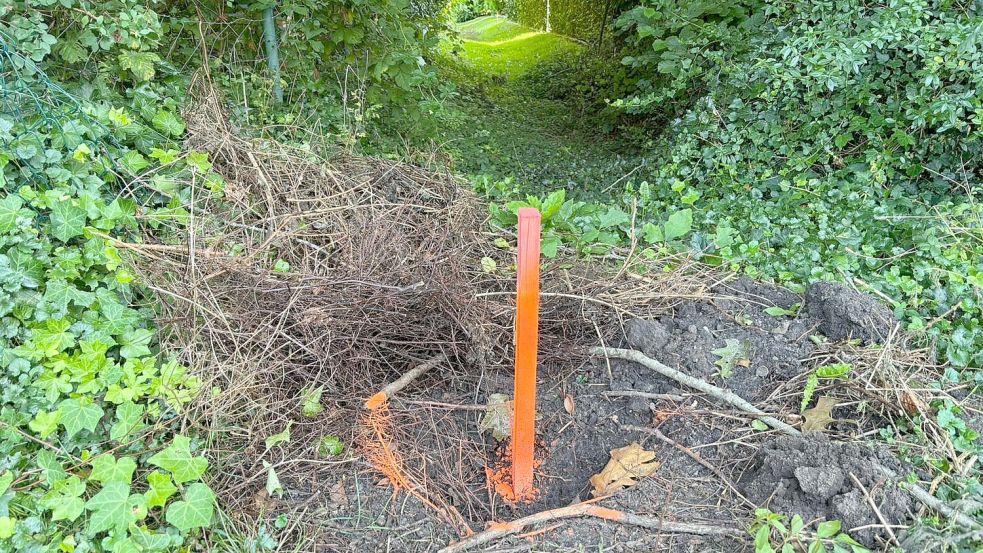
[751,509,869,553]
[801,363,852,413]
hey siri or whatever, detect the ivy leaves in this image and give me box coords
[164,483,215,532]
[58,397,104,437]
[49,201,86,242]
[85,481,144,533]
[148,435,209,484]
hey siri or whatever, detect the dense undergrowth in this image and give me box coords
[1,0,982,549]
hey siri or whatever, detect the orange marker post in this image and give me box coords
[512,207,541,500]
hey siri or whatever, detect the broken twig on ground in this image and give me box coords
[365,353,447,409]
[623,424,755,508]
[438,500,743,553]
[591,347,800,435]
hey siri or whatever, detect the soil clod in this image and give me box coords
[740,434,913,547]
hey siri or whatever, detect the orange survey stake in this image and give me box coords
[512,207,541,500]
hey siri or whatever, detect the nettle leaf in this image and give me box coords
[148,435,208,483]
[165,483,215,532]
[145,471,177,509]
[58,397,104,437]
[110,401,146,442]
[664,208,693,241]
[85,481,134,533]
[41,476,85,522]
[151,111,185,137]
[49,201,87,242]
[90,455,137,484]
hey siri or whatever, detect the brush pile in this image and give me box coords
[134,84,710,536]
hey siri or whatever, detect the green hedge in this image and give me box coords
[507,0,613,43]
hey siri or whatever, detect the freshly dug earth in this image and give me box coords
[303,278,915,551]
[164,96,932,551]
[741,434,913,546]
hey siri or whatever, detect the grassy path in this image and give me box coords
[435,16,642,201]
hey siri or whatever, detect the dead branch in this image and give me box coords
[365,353,447,409]
[623,424,754,508]
[591,347,800,435]
[849,472,900,548]
[438,501,744,553]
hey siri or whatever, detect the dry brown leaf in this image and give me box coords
[564,394,575,415]
[589,442,659,497]
[900,390,927,416]
[801,396,838,432]
[329,480,348,506]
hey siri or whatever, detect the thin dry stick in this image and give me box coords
[439,501,743,553]
[365,353,447,409]
[603,390,687,402]
[591,347,800,435]
[848,472,900,548]
[623,424,754,509]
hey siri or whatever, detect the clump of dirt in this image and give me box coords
[616,278,900,403]
[740,434,913,547]
[804,282,897,343]
[617,278,813,402]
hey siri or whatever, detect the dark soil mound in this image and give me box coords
[805,282,897,343]
[740,434,913,547]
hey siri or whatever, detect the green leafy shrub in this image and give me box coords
[623,0,983,368]
[507,0,616,43]
[0,7,222,549]
[611,0,763,126]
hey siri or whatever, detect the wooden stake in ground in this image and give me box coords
[512,208,541,500]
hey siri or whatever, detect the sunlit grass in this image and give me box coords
[449,15,581,79]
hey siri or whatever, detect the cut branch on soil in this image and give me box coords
[591,346,801,435]
[438,500,744,553]
[364,353,447,409]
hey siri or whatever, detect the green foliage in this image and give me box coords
[612,0,762,123]
[318,436,345,457]
[712,338,749,378]
[183,0,447,144]
[800,364,851,413]
[0,12,216,550]
[508,0,614,42]
[751,509,868,553]
[626,0,983,369]
[446,15,581,79]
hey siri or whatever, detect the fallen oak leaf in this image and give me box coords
[479,393,512,441]
[801,396,838,432]
[589,442,659,497]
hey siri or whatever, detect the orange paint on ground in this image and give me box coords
[364,391,387,410]
[512,208,541,500]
